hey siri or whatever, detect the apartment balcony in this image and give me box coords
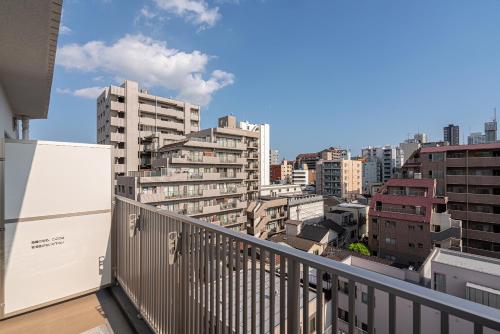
[140,117,185,131]
[110,116,125,127]
[110,132,125,142]
[114,196,500,334]
[114,148,125,158]
[191,112,200,121]
[464,229,500,243]
[114,164,125,174]
[220,172,247,180]
[446,157,500,168]
[446,175,500,186]
[110,101,125,112]
[169,155,246,166]
[450,210,500,224]
[139,103,185,120]
[447,192,500,206]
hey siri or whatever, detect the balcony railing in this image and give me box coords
[115,196,500,334]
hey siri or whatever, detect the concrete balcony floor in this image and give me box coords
[0,289,136,334]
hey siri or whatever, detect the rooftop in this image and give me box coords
[431,249,500,276]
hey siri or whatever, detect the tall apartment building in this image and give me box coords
[270,159,293,183]
[96,80,201,180]
[362,145,403,182]
[400,133,427,163]
[116,115,260,230]
[269,149,279,165]
[402,143,500,258]
[443,123,460,146]
[368,178,462,266]
[468,132,487,145]
[295,147,349,170]
[485,113,497,143]
[316,159,362,199]
[291,166,309,185]
[362,157,380,194]
[239,120,270,186]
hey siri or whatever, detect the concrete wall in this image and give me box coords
[0,83,15,139]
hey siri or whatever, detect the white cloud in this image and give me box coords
[56,34,234,106]
[57,86,105,99]
[153,0,220,28]
[60,24,72,35]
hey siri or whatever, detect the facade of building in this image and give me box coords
[259,183,303,197]
[96,80,201,180]
[316,159,362,199]
[292,166,309,185]
[402,143,500,259]
[485,116,498,143]
[295,147,349,171]
[362,157,380,194]
[443,123,460,146]
[468,132,487,145]
[399,133,427,164]
[270,159,293,183]
[362,145,404,182]
[116,115,260,230]
[368,178,462,266]
[270,149,279,165]
[239,120,270,186]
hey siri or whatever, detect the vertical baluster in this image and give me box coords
[474,323,483,334]
[316,269,324,334]
[243,243,248,334]
[441,311,449,334]
[348,279,355,334]
[228,237,234,334]
[389,293,396,334]
[216,233,221,333]
[222,236,227,334]
[236,241,241,334]
[331,273,338,334]
[251,246,257,334]
[203,229,210,333]
[260,249,266,334]
[270,253,276,333]
[368,286,375,334]
[412,301,420,334]
[279,256,286,334]
[303,264,309,334]
[206,231,211,334]
[287,259,300,334]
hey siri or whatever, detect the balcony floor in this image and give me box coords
[0,290,135,334]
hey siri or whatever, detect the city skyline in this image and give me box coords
[30,0,500,159]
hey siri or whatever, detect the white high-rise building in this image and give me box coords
[362,145,403,182]
[240,120,270,186]
[468,132,486,145]
[270,149,280,165]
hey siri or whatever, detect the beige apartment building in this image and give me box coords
[96,80,201,179]
[117,115,259,230]
[316,159,362,199]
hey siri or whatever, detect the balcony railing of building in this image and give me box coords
[115,196,500,334]
[375,206,426,216]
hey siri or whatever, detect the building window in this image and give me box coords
[385,221,396,228]
[434,272,446,292]
[385,237,396,245]
[409,243,415,248]
[418,243,423,248]
[409,225,415,231]
[466,285,500,309]
[338,308,349,323]
[361,292,368,304]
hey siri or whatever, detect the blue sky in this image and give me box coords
[33,0,500,160]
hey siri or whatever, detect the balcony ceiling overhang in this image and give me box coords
[0,0,62,120]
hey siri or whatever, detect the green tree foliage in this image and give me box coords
[348,243,370,256]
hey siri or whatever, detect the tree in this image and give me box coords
[348,243,370,256]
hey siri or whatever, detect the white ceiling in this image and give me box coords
[0,0,62,119]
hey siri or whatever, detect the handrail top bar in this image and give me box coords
[115,195,500,330]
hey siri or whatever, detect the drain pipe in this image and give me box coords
[21,116,29,141]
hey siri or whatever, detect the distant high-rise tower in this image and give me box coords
[485,109,497,143]
[443,124,460,146]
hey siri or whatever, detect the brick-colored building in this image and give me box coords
[368,178,462,267]
[402,143,500,258]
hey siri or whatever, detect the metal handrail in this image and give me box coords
[115,195,500,333]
